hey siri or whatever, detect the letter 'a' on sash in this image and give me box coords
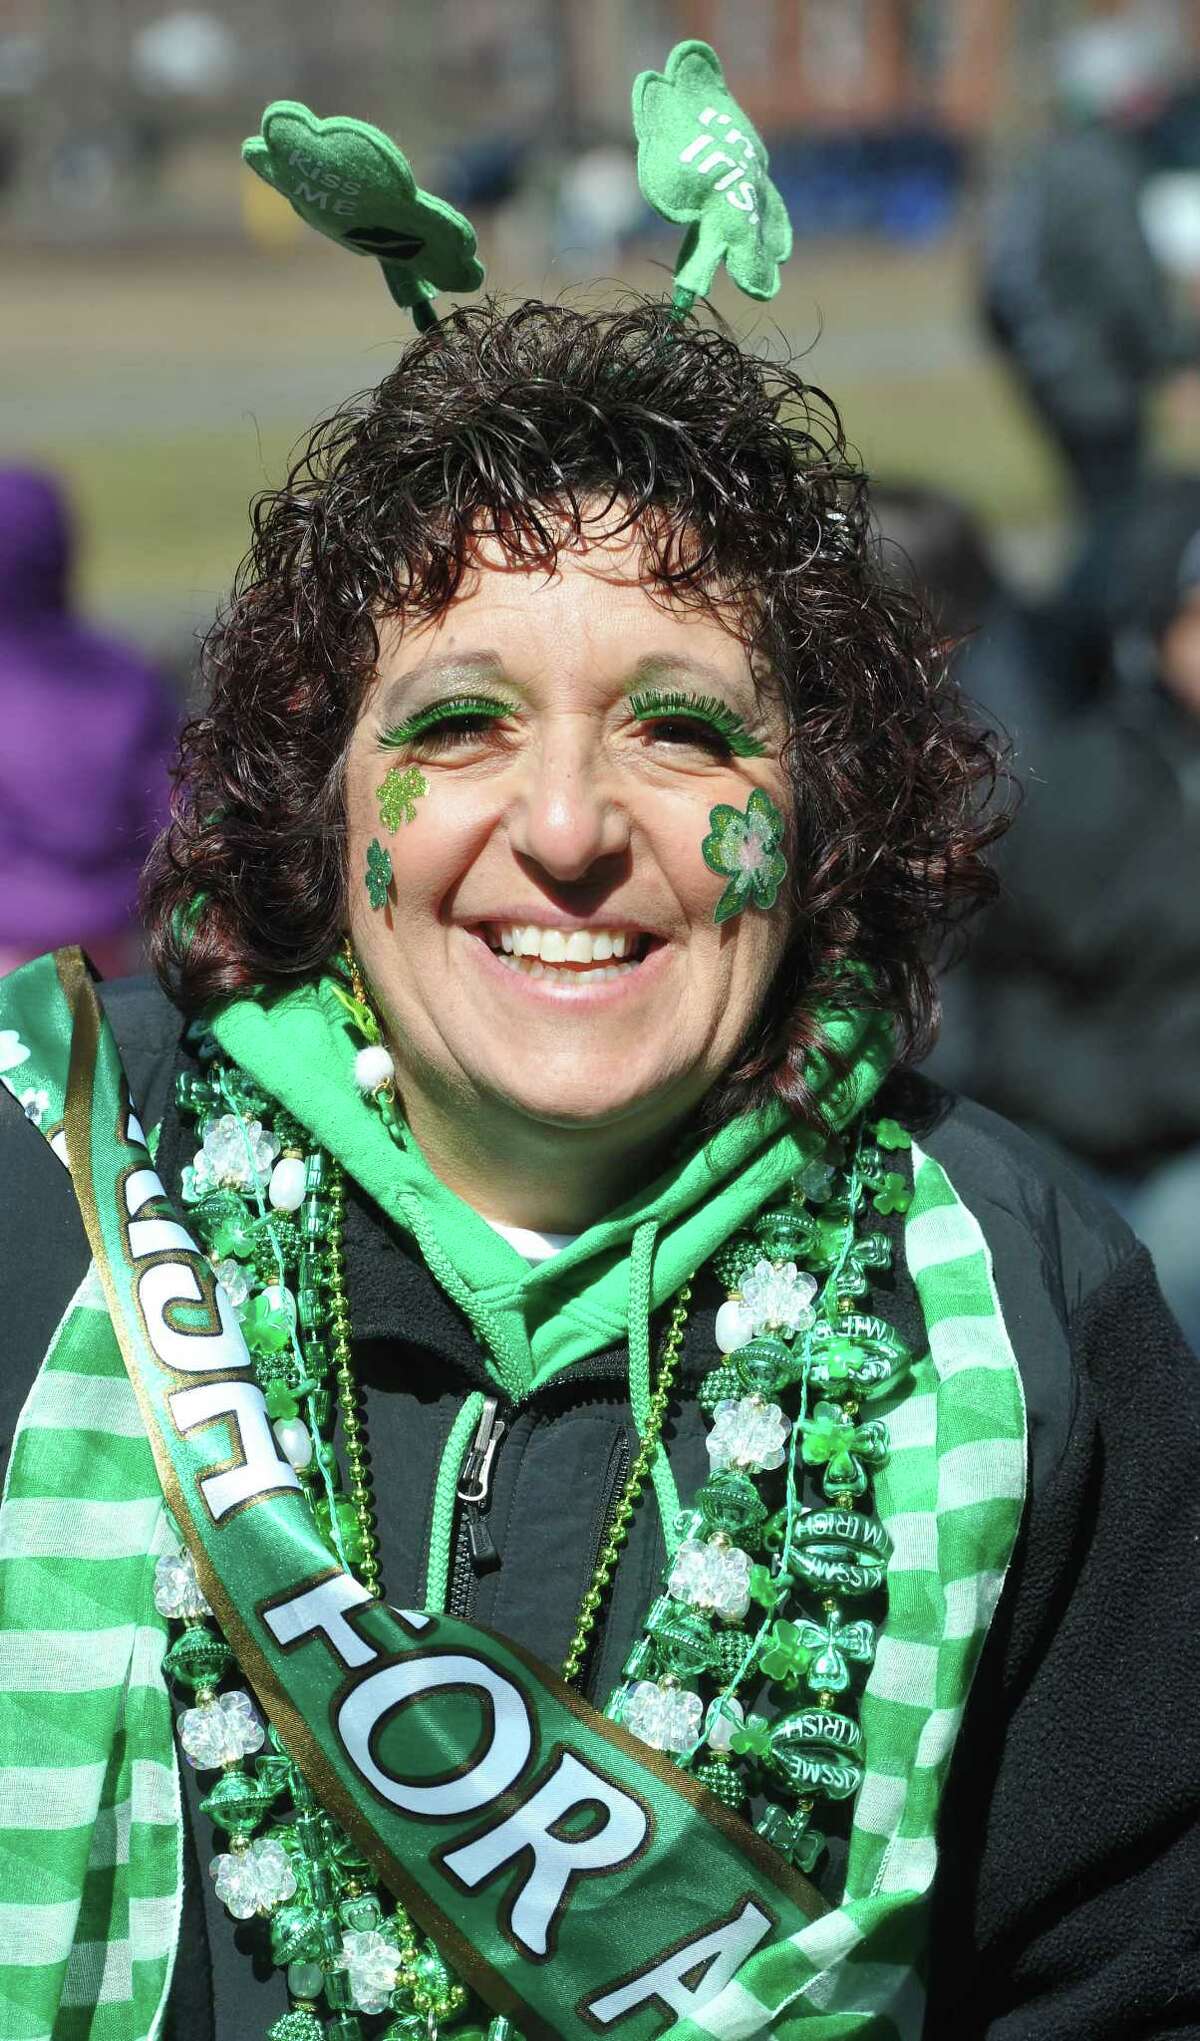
[43,947,827,2040]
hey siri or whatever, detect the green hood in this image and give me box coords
[212,976,892,1400]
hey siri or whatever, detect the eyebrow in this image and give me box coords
[373,651,509,720]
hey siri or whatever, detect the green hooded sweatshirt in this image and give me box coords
[213,975,892,1403]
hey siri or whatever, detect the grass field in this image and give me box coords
[0,221,1140,648]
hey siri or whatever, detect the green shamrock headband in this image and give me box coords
[242,40,791,327]
[241,101,484,327]
[633,39,793,316]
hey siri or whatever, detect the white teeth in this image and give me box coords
[487,924,644,964]
[492,953,637,984]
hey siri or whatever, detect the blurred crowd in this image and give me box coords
[3,4,1200,1338]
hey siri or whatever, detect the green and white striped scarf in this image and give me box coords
[0,964,1026,2041]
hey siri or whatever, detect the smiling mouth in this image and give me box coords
[473,923,658,983]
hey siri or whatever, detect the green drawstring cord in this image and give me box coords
[628,1217,682,1558]
[424,1391,485,1616]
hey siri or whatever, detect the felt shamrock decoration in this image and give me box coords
[633,40,793,313]
[701,787,789,924]
[242,101,484,326]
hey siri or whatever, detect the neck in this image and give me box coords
[398,1088,688,1233]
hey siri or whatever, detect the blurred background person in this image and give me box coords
[924,472,1200,1347]
[0,467,177,980]
[981,8,1200,523]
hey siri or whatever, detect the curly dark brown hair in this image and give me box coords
[142,295,1007,1132]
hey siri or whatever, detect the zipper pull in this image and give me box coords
[457,1396,506,1575]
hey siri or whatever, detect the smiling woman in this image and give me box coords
[2,294,1198,2041]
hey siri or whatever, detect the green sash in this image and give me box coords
[49,950,825,2038]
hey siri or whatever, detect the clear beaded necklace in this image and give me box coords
[163,1025,913,2037]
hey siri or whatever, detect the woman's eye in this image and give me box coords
[412,714,503,750]
[383,710,509,753]
[641,715,734,756]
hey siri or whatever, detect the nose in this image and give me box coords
[505,721,632,883]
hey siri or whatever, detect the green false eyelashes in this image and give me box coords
[364,838,393,910]
[627,687,766,758]
[379,696,513,748]
[702,787,788,923]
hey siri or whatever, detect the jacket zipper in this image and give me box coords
[570,1425,631,1694]
[447,1396,507,1617]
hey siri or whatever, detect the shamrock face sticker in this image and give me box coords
[242,101,484,323]
[364,837,393,911]
[633,41,793,308]
[376,764,427,832]
[701,787,789,925]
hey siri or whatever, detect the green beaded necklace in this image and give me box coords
[167,1016,912,2038]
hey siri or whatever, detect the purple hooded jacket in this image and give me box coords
[0,467,178,955]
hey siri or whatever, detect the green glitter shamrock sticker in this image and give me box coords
[376,763,428,832]
[701,786,788,924]
[242,101,484,326]
[632,40,793,313]
[364,837,393,910]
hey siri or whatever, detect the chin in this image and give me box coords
[480,1069,692,1136]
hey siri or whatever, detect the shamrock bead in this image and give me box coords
[153,1548,211,1622]
[341,1926,401,2014]
[871,1170,911,1217]
[621,1679,703,1753]
[758,1619,815,1690]
[738,1258,818,1339]
[211,1834,297,1919]
[790,1606,877,1694]
[874,1117,911,1150]
[756,1802,825,1873]
[668,1537,752,1621]
[706,1396,790,1475]
[801,1401,890,1500]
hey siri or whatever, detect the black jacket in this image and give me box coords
[932,698,1200,1176]
[982,125,1199,439]
[2,976,1198,2040]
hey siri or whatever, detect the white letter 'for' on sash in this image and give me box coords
[441,1750,648,1959]
[337,1656,532,1817]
